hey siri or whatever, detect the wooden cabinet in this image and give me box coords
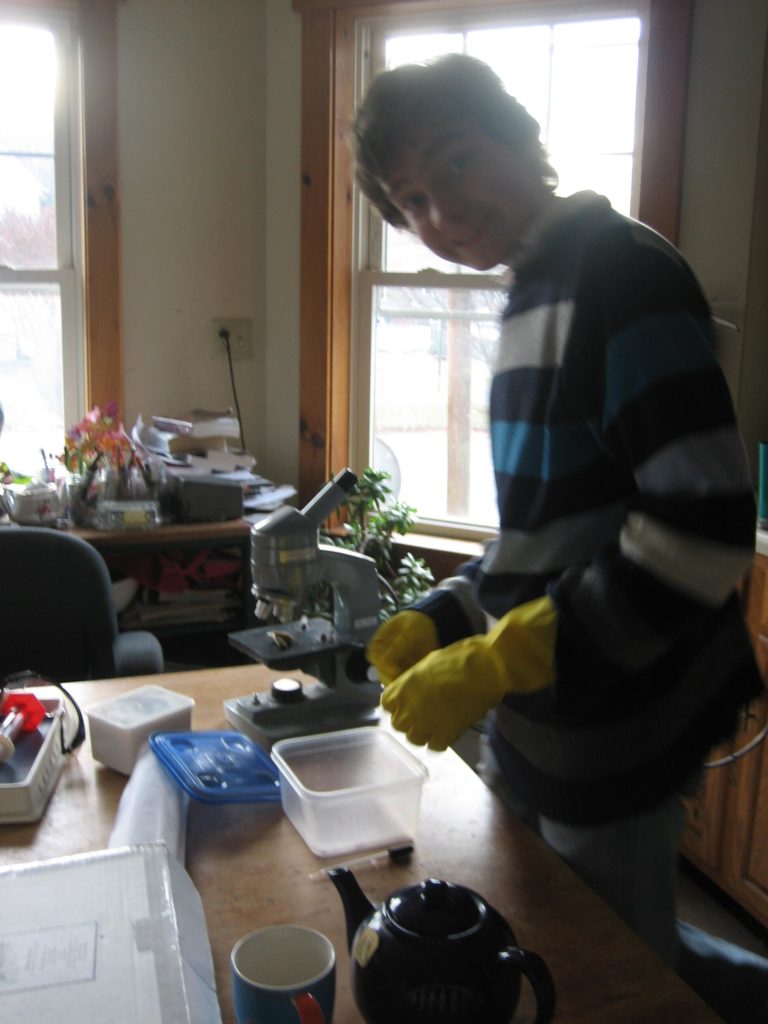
[680,553,768,928]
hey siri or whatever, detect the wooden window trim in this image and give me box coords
[293,0,693,506]
[80,0,122,412]
[2,0,122,412]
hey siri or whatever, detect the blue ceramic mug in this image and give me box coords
[231,925,335,1024]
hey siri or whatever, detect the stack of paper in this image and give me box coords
[132,412,255,471]
[119,588,242,629]
[130,413,297,516]
[149,409,255,471]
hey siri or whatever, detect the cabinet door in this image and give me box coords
[680,768,729,871]
[715,552,768,929]
[719,693,768,928]
[680,558,768,885]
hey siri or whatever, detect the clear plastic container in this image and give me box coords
[271,727,428,857]
[87,684,194,775]
[93,499,161,531]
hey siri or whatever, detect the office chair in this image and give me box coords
[0,526,164,682]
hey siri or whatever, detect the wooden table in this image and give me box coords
[0,666,722,1023]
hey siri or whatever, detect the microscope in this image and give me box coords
[224,469,383,747]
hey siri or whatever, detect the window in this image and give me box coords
[353,10,646,534]
[292,0,691,540]
[0,0,121,477]
[0,11,83,474]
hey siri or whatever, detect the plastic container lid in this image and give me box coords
[149,730,281,804]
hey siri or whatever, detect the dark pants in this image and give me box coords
[478,737,768,1023]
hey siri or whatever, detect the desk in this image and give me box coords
[73,518,253,551]
[0,666,721,1023]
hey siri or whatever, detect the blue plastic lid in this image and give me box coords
[149,730,281,804]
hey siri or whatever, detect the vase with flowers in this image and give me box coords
[60,403,157,528]
[61,401,132,476]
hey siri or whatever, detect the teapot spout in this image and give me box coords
[326,868,375,953]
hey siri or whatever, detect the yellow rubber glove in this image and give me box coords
[366,609,439,686]
[381,595,558,750]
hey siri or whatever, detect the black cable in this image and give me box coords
[704,722,768,769]
[218,327,247,451]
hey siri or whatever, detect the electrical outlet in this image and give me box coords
[211,318,253,361]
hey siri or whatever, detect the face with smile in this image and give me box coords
[384,122,553,271]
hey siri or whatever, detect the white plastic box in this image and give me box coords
[271,727,428,857]
[86,684,194,775]
[0,844,220,1024]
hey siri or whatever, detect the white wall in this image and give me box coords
[117,0,767,491]
[118,0,301,487]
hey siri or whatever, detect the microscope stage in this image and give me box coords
[229,616,362,668]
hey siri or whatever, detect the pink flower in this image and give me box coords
[60,403,132,472]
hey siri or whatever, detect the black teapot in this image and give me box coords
[327,868,556,1024]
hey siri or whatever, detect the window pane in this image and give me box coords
[549,42,639,154]
[0,155,56,269]
[554,153,634,214]
[386,32,461,66]
[0,286,64,474]
[468,26,553,132]
[554,16,641,47]
[371,285,504,528]
[0,25,57,269]
[384,225,458,274]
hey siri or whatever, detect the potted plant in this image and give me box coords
[310,467,434,622]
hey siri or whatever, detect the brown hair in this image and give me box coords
[352,53,558,228]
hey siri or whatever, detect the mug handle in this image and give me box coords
[292,992,325,1024]
[499,947,557,1024]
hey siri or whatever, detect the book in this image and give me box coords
[152,409,241,440]
[184,450,256,472]
[165,434,231,455]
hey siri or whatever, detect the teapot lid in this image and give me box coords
[386,879,484,938]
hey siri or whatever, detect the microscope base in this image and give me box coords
[223,683,380,750]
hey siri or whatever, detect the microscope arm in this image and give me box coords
[317,544,380,639]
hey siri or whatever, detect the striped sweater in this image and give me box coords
[416,192,762,824]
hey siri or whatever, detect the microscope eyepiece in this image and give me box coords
[300,468,358,527]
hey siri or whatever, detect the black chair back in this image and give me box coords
[0,526,160,681]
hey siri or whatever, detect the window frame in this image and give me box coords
[293,0,692,513]
[0,0,122,417]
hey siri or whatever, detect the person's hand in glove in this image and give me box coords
[381,595,558,750]
[366,609,439,685]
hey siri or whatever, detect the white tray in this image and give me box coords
[0,697,65,823]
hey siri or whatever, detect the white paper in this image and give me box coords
[0,921,97,994]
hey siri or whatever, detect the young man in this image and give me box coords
[358,55,767,1021]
